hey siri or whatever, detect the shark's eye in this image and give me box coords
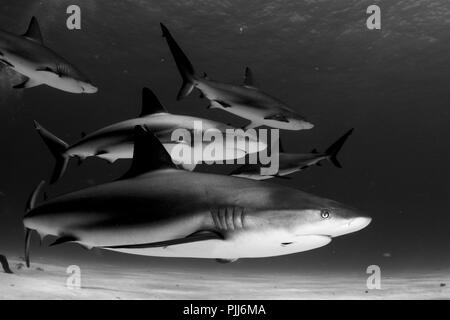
[321,210,330,219]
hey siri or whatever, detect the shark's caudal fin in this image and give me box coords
[22,17,44,44]
[140,87,168,116]
[120,126,178,180]
[24,180,45,268]
[160,23,196,100]
[325,128,354,168]
[34,121,69,184]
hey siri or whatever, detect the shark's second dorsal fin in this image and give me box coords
[22,17,43,44]
[140,88,167,117]
[120,126,176,179]
[243,67,255,87]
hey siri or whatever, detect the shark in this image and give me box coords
[23,126,371,267]
[0,17,97,93]
[35,87,266,183]
[231,129,354,180]
[160,23,313,131]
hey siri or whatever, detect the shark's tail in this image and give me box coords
[160,23,196,100]
[34,121,69,184]
[325,128,354,168]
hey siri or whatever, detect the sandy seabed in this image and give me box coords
[0,258,449,300]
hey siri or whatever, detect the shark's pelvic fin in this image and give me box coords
[160,23,196,100]
[13,77,42,89]
[22,17,44,44]
[140,87,168,116]
[120,126,177,179]
[34,121,70,184]
[243,67,254,87]
[104,230,223,249]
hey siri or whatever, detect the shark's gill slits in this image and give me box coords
[210,206,245,231]
[56,64,69,77]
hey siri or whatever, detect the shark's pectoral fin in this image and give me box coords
[216,258,238,264]
[36,67,60,77]
[264,114,290,123]
[13,78,42,89]
[49,235,78,247]
[104,230,224,249]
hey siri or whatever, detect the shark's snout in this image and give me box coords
[348,216,372,232]
[81,82,98,94]
[300,121,314,130]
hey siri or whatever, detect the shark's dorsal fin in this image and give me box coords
[243,67,254,87]
[140,87,167,117]
[311,148,319,154]
[22,17,43,44]
[120,126,176,179]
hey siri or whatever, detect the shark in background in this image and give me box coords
[23,126,371,267]
[231,129,354,180]
[160,23,313,131]
[0,17,97,93]
[35,87,267,183]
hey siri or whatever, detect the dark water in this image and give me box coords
[0,0,449,278]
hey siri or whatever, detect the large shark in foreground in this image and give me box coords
[0,17,97,93]
[35,88,266,183]
[160,23,313,131]
[232,129,354,180]
[23,126,371,267]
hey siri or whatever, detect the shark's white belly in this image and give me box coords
[106,233,331,259]
[1,51,84,93]
[197,84,308,130]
